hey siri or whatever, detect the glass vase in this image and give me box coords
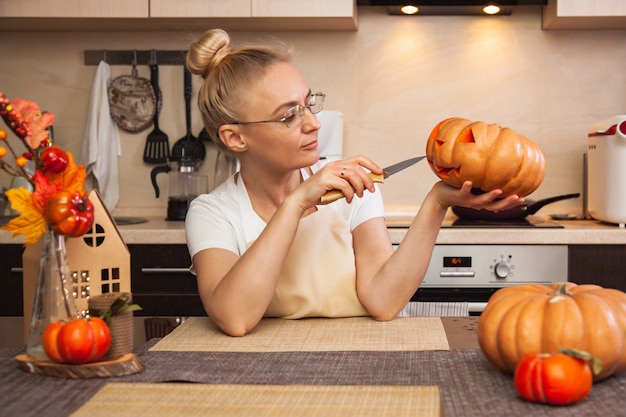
[26,226,78,359]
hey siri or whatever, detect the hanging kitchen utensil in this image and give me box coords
[171,64,205,164]
[452,193,580,221]
[143,50,170,164]
[108,50,157,134]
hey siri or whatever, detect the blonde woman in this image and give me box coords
[185,29,523,336]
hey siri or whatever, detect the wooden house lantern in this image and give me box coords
[22,190,131,339]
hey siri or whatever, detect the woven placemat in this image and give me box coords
[70,382,440,417]
[150,317,450,352]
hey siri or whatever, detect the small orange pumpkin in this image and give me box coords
[425,117,545,197]
[477,282,626,381]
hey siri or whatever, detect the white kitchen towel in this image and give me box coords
[80,60,121,210]
[316,110,343,160]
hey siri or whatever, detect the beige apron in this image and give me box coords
[260,206,368,319]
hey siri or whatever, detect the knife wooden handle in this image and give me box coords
[319,172,385,205]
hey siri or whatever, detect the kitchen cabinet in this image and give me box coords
[150,0,251,18]
[0,239,201,319]
[542,0,626,29]
[151,0,356,19]
[129,243,625,317]
[128,244,205,317]
[252,0,355,19]
[568,245,626,291]
[0,0,148,18]
[0,244,24,348]
[0,244,24,316]
[0,0,357,31]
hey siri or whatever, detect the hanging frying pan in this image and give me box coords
[452,193,580,221]
[108,50,157,134]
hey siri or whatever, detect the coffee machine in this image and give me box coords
[150,156,208,220]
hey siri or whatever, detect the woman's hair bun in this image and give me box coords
[187,29,233,79]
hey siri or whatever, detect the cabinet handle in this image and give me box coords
[141,267,191,274]
[11,267,23,273]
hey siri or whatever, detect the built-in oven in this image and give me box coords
[392,215,569,316]
[408,244,568,315]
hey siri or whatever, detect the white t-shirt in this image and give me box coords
[185,160,385,273]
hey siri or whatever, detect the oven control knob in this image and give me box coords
[494,261,511,279]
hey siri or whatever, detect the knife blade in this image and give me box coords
[319,156,426,204]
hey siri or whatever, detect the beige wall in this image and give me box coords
[1,7,624,214]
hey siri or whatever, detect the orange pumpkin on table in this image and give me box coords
[477,282,626,381]
[425,117,545,197]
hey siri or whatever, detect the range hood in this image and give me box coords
[357,0,548,16]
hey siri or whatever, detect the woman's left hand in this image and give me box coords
[433,180,525,212]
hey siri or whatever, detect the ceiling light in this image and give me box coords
[400,4,419,15]
[482,4,502,14]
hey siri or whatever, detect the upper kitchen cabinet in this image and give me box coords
[149,0,251,18]
[542,0,626,29]
[251,0,357,30]
[0,0,148,18]
[0,0,357,32]
[150,0,356,31]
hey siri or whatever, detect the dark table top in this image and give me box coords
[1,317,625,417]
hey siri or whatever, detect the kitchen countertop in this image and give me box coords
[1,210,625,245]
[0,216,188,245]
[387,216,626,245]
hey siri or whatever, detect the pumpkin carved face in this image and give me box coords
[425,117,545,197]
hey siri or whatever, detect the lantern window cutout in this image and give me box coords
[99,267,122,294]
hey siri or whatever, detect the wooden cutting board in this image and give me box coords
[15,353,144,379]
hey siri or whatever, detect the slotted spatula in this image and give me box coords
[142,53,170,164]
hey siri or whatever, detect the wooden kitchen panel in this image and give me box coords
[0,0,357,31]
[543,0,626,29]
[568,245,626,290]
[0,244,24,316]
[252,0,355,18]
[127,244,205,316]
[149,0,251,18]
[0,0,148,18]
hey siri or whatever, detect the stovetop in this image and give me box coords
[386,215,563,229]
[441,215,563,229]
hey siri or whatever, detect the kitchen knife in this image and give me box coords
[319,156,426,204]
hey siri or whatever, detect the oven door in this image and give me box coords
[399,244,569,316]
[409,287,495,315]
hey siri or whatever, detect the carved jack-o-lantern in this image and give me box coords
[425,117,545,197]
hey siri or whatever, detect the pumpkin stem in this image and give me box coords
[78,195,89,212]
[552,282,572,296]
[559,347,603,376]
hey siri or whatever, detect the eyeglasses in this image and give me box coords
[231,92,325,128]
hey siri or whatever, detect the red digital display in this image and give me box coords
[443,256,472,268]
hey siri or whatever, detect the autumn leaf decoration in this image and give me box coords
[0,92,93,244]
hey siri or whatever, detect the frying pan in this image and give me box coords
[108,51,156,134]
[452,193,580,221]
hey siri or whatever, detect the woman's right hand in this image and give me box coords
[292,155,384,210]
